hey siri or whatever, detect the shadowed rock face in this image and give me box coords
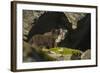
[70,14,91,51]
[58,14,91,51]
[23,11,91,52]
[23,10,44,36]
[27,12,71,42]
[64,13,86,29]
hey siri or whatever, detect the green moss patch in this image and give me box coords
[49,47,82,55]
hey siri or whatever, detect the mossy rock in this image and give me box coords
[49,47,82,55]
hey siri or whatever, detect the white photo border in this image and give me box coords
[11,1,98,72]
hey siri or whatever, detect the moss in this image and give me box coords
[39,50,56,61]
[24,42,82,61]
[49,47,82,55]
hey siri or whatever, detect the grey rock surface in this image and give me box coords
[81,49,91,59]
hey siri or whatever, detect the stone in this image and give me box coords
[81,49,91,59]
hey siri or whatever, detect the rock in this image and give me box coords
[64,12,86,29]
[23,10,45,40]
[23,41,33,62]
[81,49,91,59]
[63,54,72,60]
[71,53,81,60]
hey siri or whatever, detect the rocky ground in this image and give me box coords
[23,41,91,62]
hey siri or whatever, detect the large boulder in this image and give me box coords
[81,49,91,59]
